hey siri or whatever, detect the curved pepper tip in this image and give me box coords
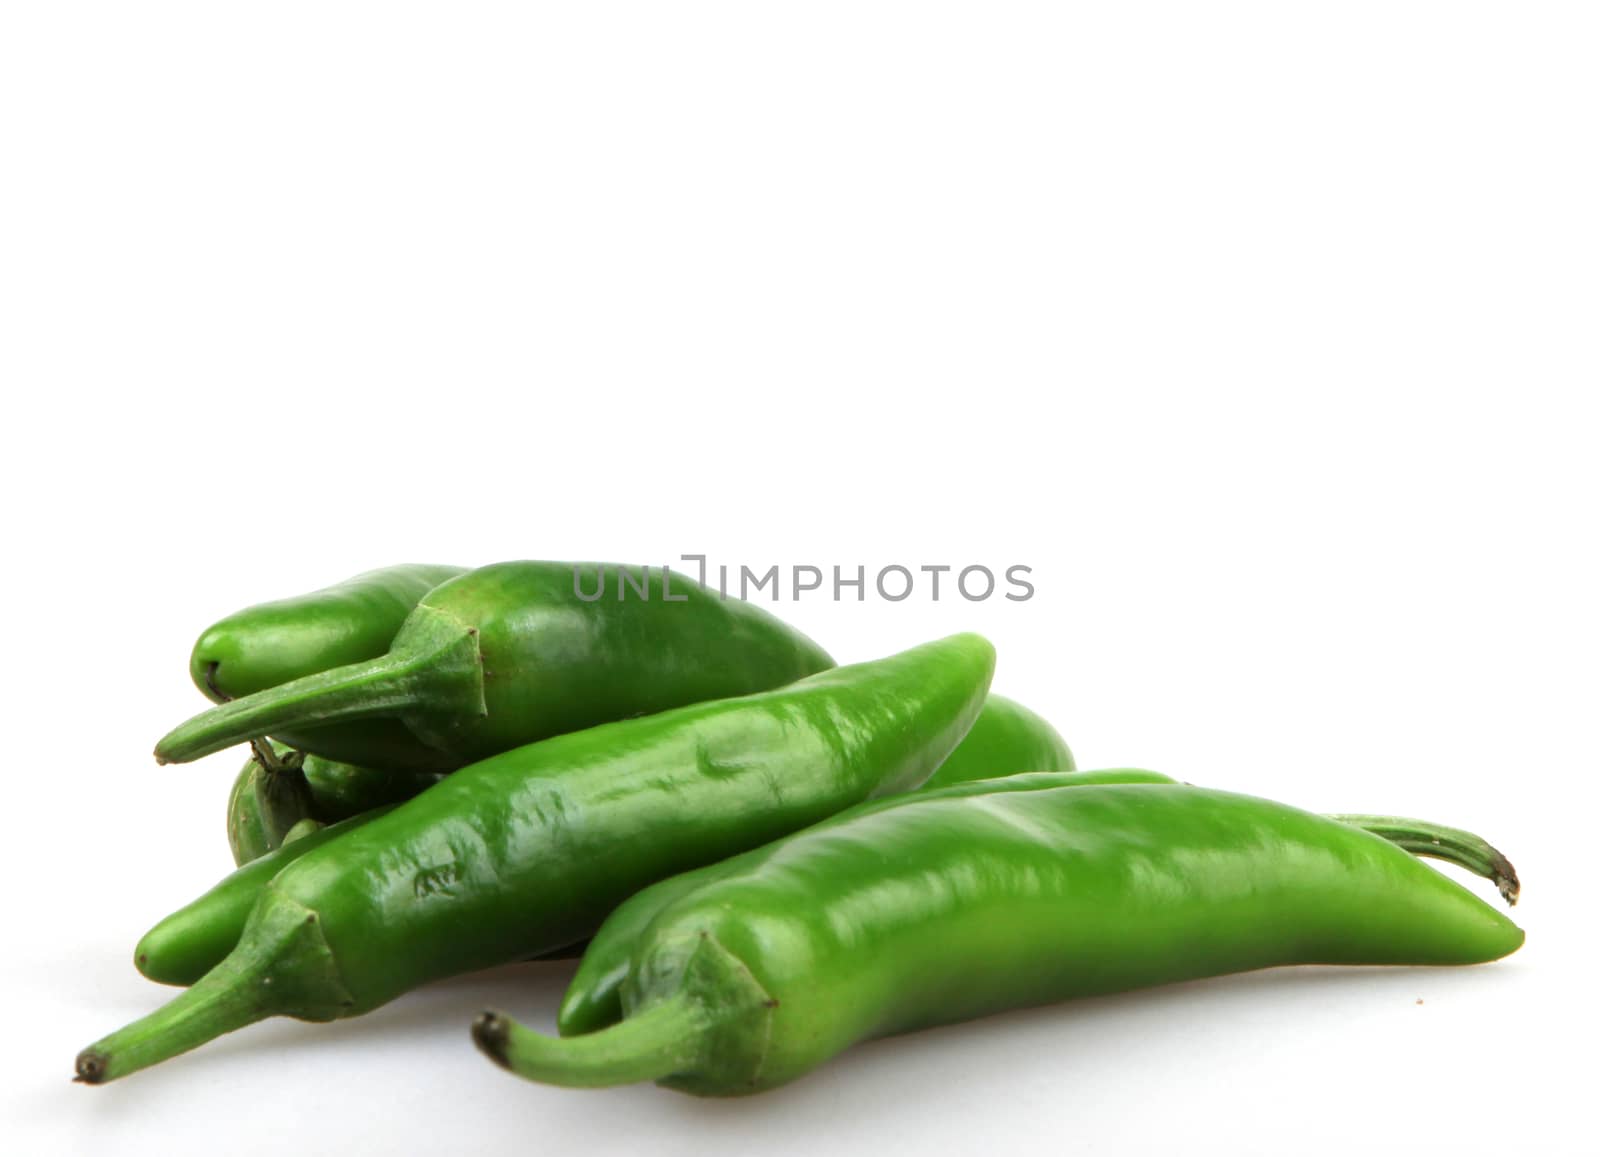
[1494,855,1521,906]
[472,1010,512,1069]
[74,1049,108,1085]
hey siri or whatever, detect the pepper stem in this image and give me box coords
[154,612,479,765]
[77,893,350,1083]
[1333,814,1520,905]
[248,738,303,775]
[76,958,269,1085]
[473,996,707,1089]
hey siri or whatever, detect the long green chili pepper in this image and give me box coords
[225,742,443,866]
[235,692,1049,866]
[77,634,995,1084]
[142,692,1066,988]
[556,771,1520,1037]
[157,561,835,768]
[477,781,1524,1097]
[227,693,1065,865]
[193,563,466,771]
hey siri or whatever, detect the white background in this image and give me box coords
[3,3,1596,1154]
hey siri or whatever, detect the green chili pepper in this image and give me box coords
[920,694,1074,788]
[156,561,835,768]
[224,695,1062,868]
[134,809,393,987]
[138,692,1064,988]
[225,742,444,866]
[76,634,995,1084]
[193,563,467,771]
[555,770,1519,1038]
[474,781,1524,1097]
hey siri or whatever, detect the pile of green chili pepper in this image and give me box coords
[75,561,1523,1096]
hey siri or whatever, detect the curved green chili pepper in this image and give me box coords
[225,695,1064,867]
[156,562,835,768]
[225,742,444,866]
[556,771,1520,1037]
[476,782,1524,1097]
[77,634,995,1084]
[142,691,1065,987]
[193,563,466,771]
[921,694,1074,788]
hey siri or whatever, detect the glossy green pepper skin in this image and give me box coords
[225,743,444,866]
[157,562,836,768]
[192,564,466,771]
[134,809,392,986]
[921,694,1074,788]
[555,769,1520,1038]
[141,692,1073,986]
[139,799,582,987]
[145,695,1519,998]
[476,782,1524,1097]
[557,768,1175,1037]
[77,634,995,1084]
[299,757,444,824]
[121,691,1075,992]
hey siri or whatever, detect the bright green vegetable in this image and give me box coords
[478,781,1524,1096]
[139,691,1060,987]
[77,634,995,1084]
[556,770,1520,1037]
[158,561,835,768]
